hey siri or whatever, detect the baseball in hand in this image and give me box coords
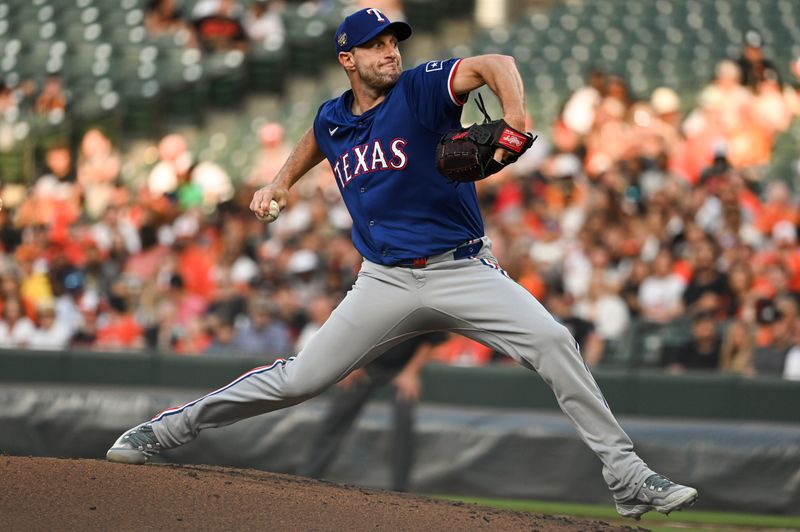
[257,199,281,222]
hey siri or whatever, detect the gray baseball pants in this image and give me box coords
[150,237,654,500]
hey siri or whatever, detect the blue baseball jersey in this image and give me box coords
[313,58,484,265]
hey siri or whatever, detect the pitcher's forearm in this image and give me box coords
[272,127,326,192]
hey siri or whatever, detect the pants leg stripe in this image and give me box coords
[471,256,510,278]
[151,357,295,421]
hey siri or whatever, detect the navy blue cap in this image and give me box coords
[335,8,412,54]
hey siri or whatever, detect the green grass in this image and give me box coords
[435,496,800,531]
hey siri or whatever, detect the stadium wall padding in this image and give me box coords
[0,383,798,515]
[2,348,800,423]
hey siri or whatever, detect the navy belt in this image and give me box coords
[395,239,484,268]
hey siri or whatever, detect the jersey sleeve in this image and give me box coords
[402,58,468,133]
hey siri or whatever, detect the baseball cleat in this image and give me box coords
[106,422,163,464]
[615,474,698,520]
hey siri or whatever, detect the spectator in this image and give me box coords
[77,129,122,220]
[0,296,35,347]
[203,314,239,356]
[95,294,145,350]
[124,224,170,284]
[193,0,249,52]
[243,0,286,50]
[0,79,14,114]
[665,309,722,371]
[38,144,77,186]
[166,272,208,333]
[146,0,196,44]
[726,261,756,318]
[16,244,52,309]
[620,257,650,318]
[53,269,88,337]
[561,68,605,136]
[574,271,630,345]
[187,159,234,210]
[247,122,292,186]
[752,299,794,376]
[682,238,730,312]
[719,319,755,375]
[82,235,124,304]
[147,133,194,198]
[173,317,211,355]
[649,87,683,147]
[776,295,800,346]
[434,334,495,366]
[17,145,80,229]
[91,206,141,257]
[755,182,797,237]
[783,344,800,380]
[754,69,794,135]
[27,301,71,350]
[771,221,800,294]
[0,201,22,253]
[638,249,686,323]
[34,73,67,116]
[70,295,100,349]
[171,215,218,300]
[736,31,780,91]
[685,60,770,178]
[234,295,292,357]
[146,133,233,211]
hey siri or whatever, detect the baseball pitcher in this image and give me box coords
[108,8,698,519]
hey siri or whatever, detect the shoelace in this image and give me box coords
[123,424,161,454]
[644,474,673,492]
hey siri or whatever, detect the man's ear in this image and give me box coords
[338,51,356,72]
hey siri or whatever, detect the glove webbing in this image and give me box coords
[470,93,535,175]
[475,92,493,124]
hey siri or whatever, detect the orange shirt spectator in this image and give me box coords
[173,319,211,355]
[755,181,797,236]
[96,295,144,349]
[34,74,67,115]
[434,335,494,366]
[517,257,546,300]
[96,317,143,347]
[124,225,170,283]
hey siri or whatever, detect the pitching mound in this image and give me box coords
[2,456,641,531]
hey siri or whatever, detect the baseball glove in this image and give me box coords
[436,94,536,183]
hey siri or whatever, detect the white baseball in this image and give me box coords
[257,199,281,222]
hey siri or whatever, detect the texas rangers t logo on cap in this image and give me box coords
[334,7,413,54]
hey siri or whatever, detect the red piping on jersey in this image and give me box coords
[448,58,467,106]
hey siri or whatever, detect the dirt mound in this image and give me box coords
[2,456,642,531]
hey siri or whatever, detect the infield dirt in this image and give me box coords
[1,456,645,531]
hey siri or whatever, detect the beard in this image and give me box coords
[355,60,402,92]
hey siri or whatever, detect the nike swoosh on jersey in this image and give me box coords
[329,126,339,136]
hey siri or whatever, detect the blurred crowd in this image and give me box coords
[479,31,800,378]
[144,0,404,54]
[145,0,289,52]
[0,0,290,133]
[0,19,799,380]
